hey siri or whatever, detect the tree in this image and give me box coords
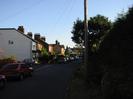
[71,15,112,86]
[71,18,84,45]
[65,46,70,56]
[99,6,133,99]
[71,15,112,51]
[41,48,49,56]
[38,48,49,64]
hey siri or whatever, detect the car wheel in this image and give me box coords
[0,80,5,89]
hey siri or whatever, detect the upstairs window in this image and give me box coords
[8,40,14,45]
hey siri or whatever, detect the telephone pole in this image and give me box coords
[84,0,89,73]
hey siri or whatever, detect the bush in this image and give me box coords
[38,54,49,64]
[99,6,133,99]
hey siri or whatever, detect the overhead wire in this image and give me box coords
[0,0,45,23]
[52,0,76,31]
[50,0,76,45]
[51,0,68,30]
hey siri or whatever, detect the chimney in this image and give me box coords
[27,32,32,38]
[55,40,58,45]
[17,26,24,33]
[34,33,40,41]
[41,36,46,42]
[55,40,60,45]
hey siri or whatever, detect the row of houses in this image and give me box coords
[0,26,65,62]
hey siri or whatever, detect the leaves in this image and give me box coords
[71,15,112,52]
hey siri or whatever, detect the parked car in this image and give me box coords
[58,57,66,63]
[0,63,33,80]
[23,58,35,66]
[56,55,66,64]
[0,75,6,89]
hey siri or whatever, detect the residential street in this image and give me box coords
[0,61,80,99]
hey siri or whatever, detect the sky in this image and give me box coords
[0,0,133,47]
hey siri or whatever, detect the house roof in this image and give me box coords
[0,28,37,43]
[49,44,64,48]
[36,37,49,46]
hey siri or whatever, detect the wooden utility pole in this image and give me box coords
[84,0,89,73]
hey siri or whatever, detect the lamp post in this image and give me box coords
[84,0,89,73]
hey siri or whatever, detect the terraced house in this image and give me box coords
[49,40,65,56]
[34,33,49,58]
[0,28,37,61]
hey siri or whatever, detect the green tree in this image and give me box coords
[38,48,49,64]
[99,6,133,99]
[71,15,112,51]
[89,15,112,50]
[65,46,70,56]
[71,18,84,45]
[71,15,112,85]
[41,48,49,56]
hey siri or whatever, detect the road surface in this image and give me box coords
[0,61,80,99]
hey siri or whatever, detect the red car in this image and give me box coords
[0,63,33,80]
[0,75,6,89]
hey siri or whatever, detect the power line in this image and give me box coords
[0,0,45,23]
[52,0,69,28]
[52,0,76,32]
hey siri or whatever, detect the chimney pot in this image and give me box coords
[34,33,40,41]
[27,32,32,38]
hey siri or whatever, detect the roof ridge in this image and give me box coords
[0,28,37,43]
[0,28,16,30]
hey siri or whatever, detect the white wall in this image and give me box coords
[0,29,32,61]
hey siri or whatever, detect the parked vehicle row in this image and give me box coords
[50,55,80,64]
[0,63,34,89]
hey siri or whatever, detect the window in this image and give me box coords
[8,40,14,45]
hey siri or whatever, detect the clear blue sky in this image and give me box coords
[0,0,133,47]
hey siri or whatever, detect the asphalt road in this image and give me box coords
[0,61,80,99]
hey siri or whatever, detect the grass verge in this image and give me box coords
[65,64,103,99]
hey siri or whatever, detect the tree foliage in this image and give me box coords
[71,19,84,44]
[65,46,70,56]
[99,7,133,68]
[38,48,49,64]
[71,15,112,51]
[98,6,133,99]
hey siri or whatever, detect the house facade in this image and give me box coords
[0,28,37,61]
[49,42,65,56]
[34,33,49,57]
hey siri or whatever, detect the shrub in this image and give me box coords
[99,6,133,99]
